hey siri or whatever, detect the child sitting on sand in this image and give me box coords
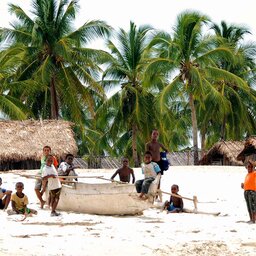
[111,158,135,183]
[7,182,37,215]
[135,151,161,199]
[58,154,79,181]
[241,160,256,224]
[0,177,12,211]
[42,155,62,217]
[163,184,183,213]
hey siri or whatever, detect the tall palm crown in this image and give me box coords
[0,0,111,123]
[208,21,256,140]
[98,22,158,166]
[147,11,248,164]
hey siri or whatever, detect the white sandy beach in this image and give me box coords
[0,166,255,256]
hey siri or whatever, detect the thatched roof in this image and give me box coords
[169,151,194,166]
[237,137,256,162]
[200,140,244,166]
[0,120,78,162]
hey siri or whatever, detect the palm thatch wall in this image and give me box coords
[199,140,244,166]
[0,120,78,170]
[237,136,256,164]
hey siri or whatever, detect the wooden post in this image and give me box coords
[193,195,198,212]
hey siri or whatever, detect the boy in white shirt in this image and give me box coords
[42,155,62,217]
[58,154,79,181]
[135,151,161,199]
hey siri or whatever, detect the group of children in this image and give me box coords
[0,129,255,220]
[111,151,184,212]
[0,145,80,217]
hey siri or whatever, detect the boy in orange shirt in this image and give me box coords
[241,160,256,224]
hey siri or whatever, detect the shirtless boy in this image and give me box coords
[163,184,184,213]
[111,158,135,183]
[145,129,169,175]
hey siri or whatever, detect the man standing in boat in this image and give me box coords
[111,158,135,183]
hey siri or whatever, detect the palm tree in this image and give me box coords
[0,0,111,124]
[209,21,256,140]
[0,50,31,119]
[146,11,248,164]
[98,22,159,166]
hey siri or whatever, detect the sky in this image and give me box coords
[0,0,255,43]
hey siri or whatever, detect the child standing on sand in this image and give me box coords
[0,177,12,210]
[42,155,62,217]
[163,184,184,213]
[135,151,161,199]
[35,146,58,209]
[241,160,256,224]
[7,182,37,215]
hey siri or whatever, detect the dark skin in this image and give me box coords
[35,146,51,208]
[0,179,12,210]
[145,130,168,162]
[42,156,59,213]
[12,184,26,214]
[12,183,37,215]
[164,185,183,213]
[62,156,80,176]
[111,159,135,183]
[241,162,256,223]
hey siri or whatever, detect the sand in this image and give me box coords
[0,166,255,256]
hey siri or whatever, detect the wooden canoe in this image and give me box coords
[46,174,161,215]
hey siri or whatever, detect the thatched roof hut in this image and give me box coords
[0,120,78,170]
[237,136,256,163]
[199,140,244,166]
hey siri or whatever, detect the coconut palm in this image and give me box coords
[97,22,161,166]
[0,0,111,124]
[0,50,31,119]
[209,21,256,140]
[146,11,248,164]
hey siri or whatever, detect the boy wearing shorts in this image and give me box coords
[42,155,62,217]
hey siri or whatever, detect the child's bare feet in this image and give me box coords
[40,200,46,209]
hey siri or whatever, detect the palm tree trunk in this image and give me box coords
[50,76,59,119]
[132,123,139,167]
[221,116,226,140]
[189,93,199,165]
[201,129,206,157]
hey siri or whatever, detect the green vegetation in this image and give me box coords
[0,0,255,165]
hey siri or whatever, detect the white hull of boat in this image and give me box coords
[46,175,160,215]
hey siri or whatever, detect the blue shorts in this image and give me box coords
[167,205,182,212]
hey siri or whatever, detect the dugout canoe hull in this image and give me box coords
[49,175,160,215]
